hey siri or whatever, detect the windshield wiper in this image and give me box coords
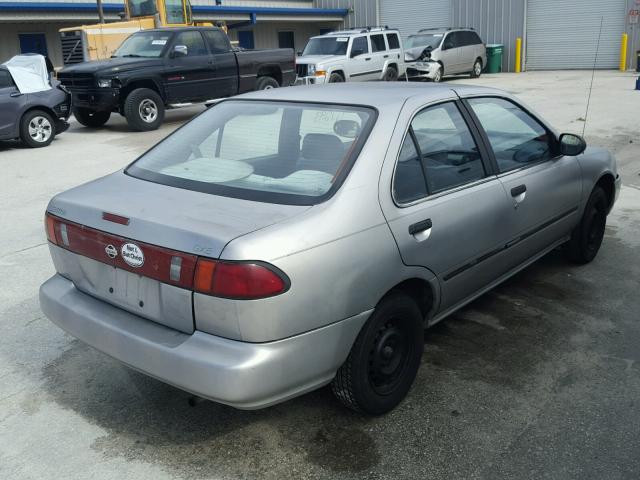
[121,54,143,58]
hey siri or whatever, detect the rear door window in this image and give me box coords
[370,34,386,52]
[127,101,376,205]
[393,101,485,201]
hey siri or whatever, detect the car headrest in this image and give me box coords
[301,133,344,162]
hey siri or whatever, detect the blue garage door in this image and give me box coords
[238,31,255,50]
[19,33,49,56]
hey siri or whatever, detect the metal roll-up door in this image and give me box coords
[380,0,452,40]
[526,0,626,70]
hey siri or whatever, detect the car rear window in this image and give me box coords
[126,100,377,205]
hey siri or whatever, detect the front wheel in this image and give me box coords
[331,292,424,415]
[123,88,165,131]
[73,108,110,128]
[20,110,56,148]
[328,72,345,83]
[382,66,398,82]
[471,58,483,78]
[432,65,443,83]
[256,76,279,90]
[566,186,608,264]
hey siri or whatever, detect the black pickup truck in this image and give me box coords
[58,27,296,131]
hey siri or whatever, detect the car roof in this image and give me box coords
[143,26,222,33]
[236,82,505,109]
[411,27,475,35]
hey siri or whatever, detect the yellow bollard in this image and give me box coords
[515,37,522,73]
[620,33,628,71]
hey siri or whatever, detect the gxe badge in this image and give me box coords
[105,244,118,259]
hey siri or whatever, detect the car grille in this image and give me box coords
[296,64,308,77]
[58,72,95,92]
[60,30,84,65]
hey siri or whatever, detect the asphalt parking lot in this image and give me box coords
[1,71,639,480]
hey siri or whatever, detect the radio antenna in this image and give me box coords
[583,16,603,137]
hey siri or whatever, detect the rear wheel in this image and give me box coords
[471,58,483,78]
[566,186,608,264]
[20,110,56,148]
[123,88,165,131]
[432,65,443,83]
[331,292,423,415]
[383,66,398,81]
[256,76,279,90]
[328,72,345,83]
[73,108,111,128]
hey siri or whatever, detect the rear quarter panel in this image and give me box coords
[236,48,296,92]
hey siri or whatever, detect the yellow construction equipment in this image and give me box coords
[59,0,217,65]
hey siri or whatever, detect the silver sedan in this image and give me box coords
[40,83,621,415]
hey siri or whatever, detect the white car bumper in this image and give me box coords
[406,61,440,79]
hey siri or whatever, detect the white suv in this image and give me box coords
[296,27,406,84]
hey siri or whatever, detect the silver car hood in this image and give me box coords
[47,171,310,258]
[404,46,431,62]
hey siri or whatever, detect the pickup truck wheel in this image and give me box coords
[20,110,56,148]
[73,108,110,128]
[566,186,608,264]
[383,66,398,81]
[331,292,423,415]
[328,72,344,83]
[470,58,483,78]
[256,76,279,90]
[123,88,165,131]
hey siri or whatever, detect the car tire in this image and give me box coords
[123,88,165,132]
[73,108,111,128]
[471,58,483,78]
[383,66,398,82]
[20,109,56,148]
[331,292,424,415]
[328,72,344,83]
[256,76,279,90]
[566,186,608,264]
[432,65,443,83]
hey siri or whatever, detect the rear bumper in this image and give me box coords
[40,274,369,409]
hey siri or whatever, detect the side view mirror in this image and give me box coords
[350,48,364,58]
[443,42,453,50]
[559,133,587,156]
[172,45,188,58]
[297,51,303,56]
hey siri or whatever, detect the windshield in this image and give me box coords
[302,37,349,56]
[127,0,157,17]
[405,33,443,50]
[113,31,172,58]
[127,101,376,205]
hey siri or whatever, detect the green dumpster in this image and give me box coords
[485,44,504,73]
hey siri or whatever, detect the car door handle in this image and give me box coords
[511,184,527,197]
[383,55,389,58]
[409,219,433,235]
[365,57,371,61]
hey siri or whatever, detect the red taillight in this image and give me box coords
[45,214,57,244]
[194,258,288,300]
[45,212,289,300]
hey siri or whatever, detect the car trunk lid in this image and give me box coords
[46,172,310,333]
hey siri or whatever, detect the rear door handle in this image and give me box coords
[409,218,432,235]
[511,184,527,197]
[383,54,389,58]
[365,57,371,61]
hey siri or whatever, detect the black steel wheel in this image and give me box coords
[332,292,423,415]
[566,186,608,264]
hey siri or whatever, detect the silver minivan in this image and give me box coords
[405,28,487,82]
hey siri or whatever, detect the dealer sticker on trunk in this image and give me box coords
[121,243,145,268]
